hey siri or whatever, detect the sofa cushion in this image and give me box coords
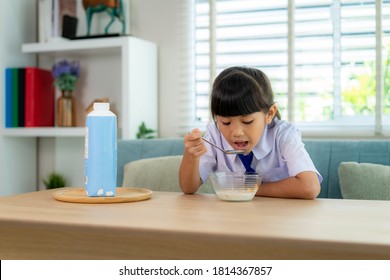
[122,155,214,194]
[122,155,182,192]
[117,139,185,187]
[338,162,390,200]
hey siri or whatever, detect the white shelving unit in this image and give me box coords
[1,127,85,137]
[15,36,158,139]
[0,36,158,195]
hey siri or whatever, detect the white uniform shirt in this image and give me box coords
[199,118,323,184]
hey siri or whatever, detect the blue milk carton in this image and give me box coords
[85,102,117,196]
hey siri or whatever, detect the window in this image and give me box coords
[192,0,390,137]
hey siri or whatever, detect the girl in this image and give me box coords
[179,66,322,199]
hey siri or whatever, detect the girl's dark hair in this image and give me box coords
[210,66,281,120]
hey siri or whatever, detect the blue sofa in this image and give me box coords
[117,138,390,199]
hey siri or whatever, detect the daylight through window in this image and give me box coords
[194,0,390,137]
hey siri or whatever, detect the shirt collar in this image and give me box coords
[207,120,274,160]
[252,121,274,160]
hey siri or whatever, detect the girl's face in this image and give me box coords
[216,104,277,153]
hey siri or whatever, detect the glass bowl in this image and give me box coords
[209,172,263,202]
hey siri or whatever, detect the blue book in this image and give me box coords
[5,68,13,127]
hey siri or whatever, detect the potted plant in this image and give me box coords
[136,122,157,139]
[43,172,67,189]
[52,59,80,127]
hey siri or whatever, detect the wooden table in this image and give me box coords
[1,188,390,260]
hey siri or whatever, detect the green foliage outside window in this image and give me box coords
[342,47,390,115]
[276,46,390,120]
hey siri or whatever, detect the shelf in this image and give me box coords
[1,127,85,137]
[21,36,131,56]
[1,34,157,197]
[21,36,157,139]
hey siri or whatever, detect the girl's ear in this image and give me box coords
[266,103,278,124]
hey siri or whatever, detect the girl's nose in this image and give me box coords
[231,123,244,137]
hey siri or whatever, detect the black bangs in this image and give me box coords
[211,69,268,117]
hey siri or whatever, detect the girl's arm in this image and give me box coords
[256,171,321,199]
[179,129,207,194]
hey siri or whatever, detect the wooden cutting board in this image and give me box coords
[53,187,152,204]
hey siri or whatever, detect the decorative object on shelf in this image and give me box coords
[83,0,125,36]
[43,171,67,189]
[136,122,157,139]
[85,97,109,115]
[85,97,120,118]
[62,14,78,39]
[38,0,78,42]
[52,59,80,127]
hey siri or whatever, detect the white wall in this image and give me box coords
[0,0,38,195]
[68,0,186,137]
[130,0,186,138]
[37,0,182,189]
[43,0,183,138]
[0,0,185,193]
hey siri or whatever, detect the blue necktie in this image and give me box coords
[238,152,256,173]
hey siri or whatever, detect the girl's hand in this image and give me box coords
[180,128,205,193]
[184,128,207,158]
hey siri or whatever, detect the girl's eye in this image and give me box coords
[243,120,254,125]
[221,121,230,126]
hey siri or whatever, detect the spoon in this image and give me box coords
[202,137,245,155]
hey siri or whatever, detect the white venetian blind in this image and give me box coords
[183,0,390,137]
[194,0,289,124]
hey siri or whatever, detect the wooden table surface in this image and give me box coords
[1,188,390,260]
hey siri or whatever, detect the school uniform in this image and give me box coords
[199,118,323,184]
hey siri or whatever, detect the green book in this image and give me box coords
[11,68,19,127]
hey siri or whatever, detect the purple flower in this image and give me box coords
[52,60,80,78]
[52,60,80,92]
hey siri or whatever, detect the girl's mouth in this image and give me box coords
[233,141,249,150]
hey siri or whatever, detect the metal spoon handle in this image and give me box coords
[202,137,225,152]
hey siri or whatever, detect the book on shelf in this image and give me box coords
[11,68,19,127]
[4,67,55,128]
[38,0,52,43]
[4,68,25,127]
[18,68,26,127]
[24,67,55,127]
[4,68,13,128]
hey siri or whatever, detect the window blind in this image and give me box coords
[187,0,390,137]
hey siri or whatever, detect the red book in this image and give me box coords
[24,67,55,127]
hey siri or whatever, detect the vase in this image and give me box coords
[57,91,76,127]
